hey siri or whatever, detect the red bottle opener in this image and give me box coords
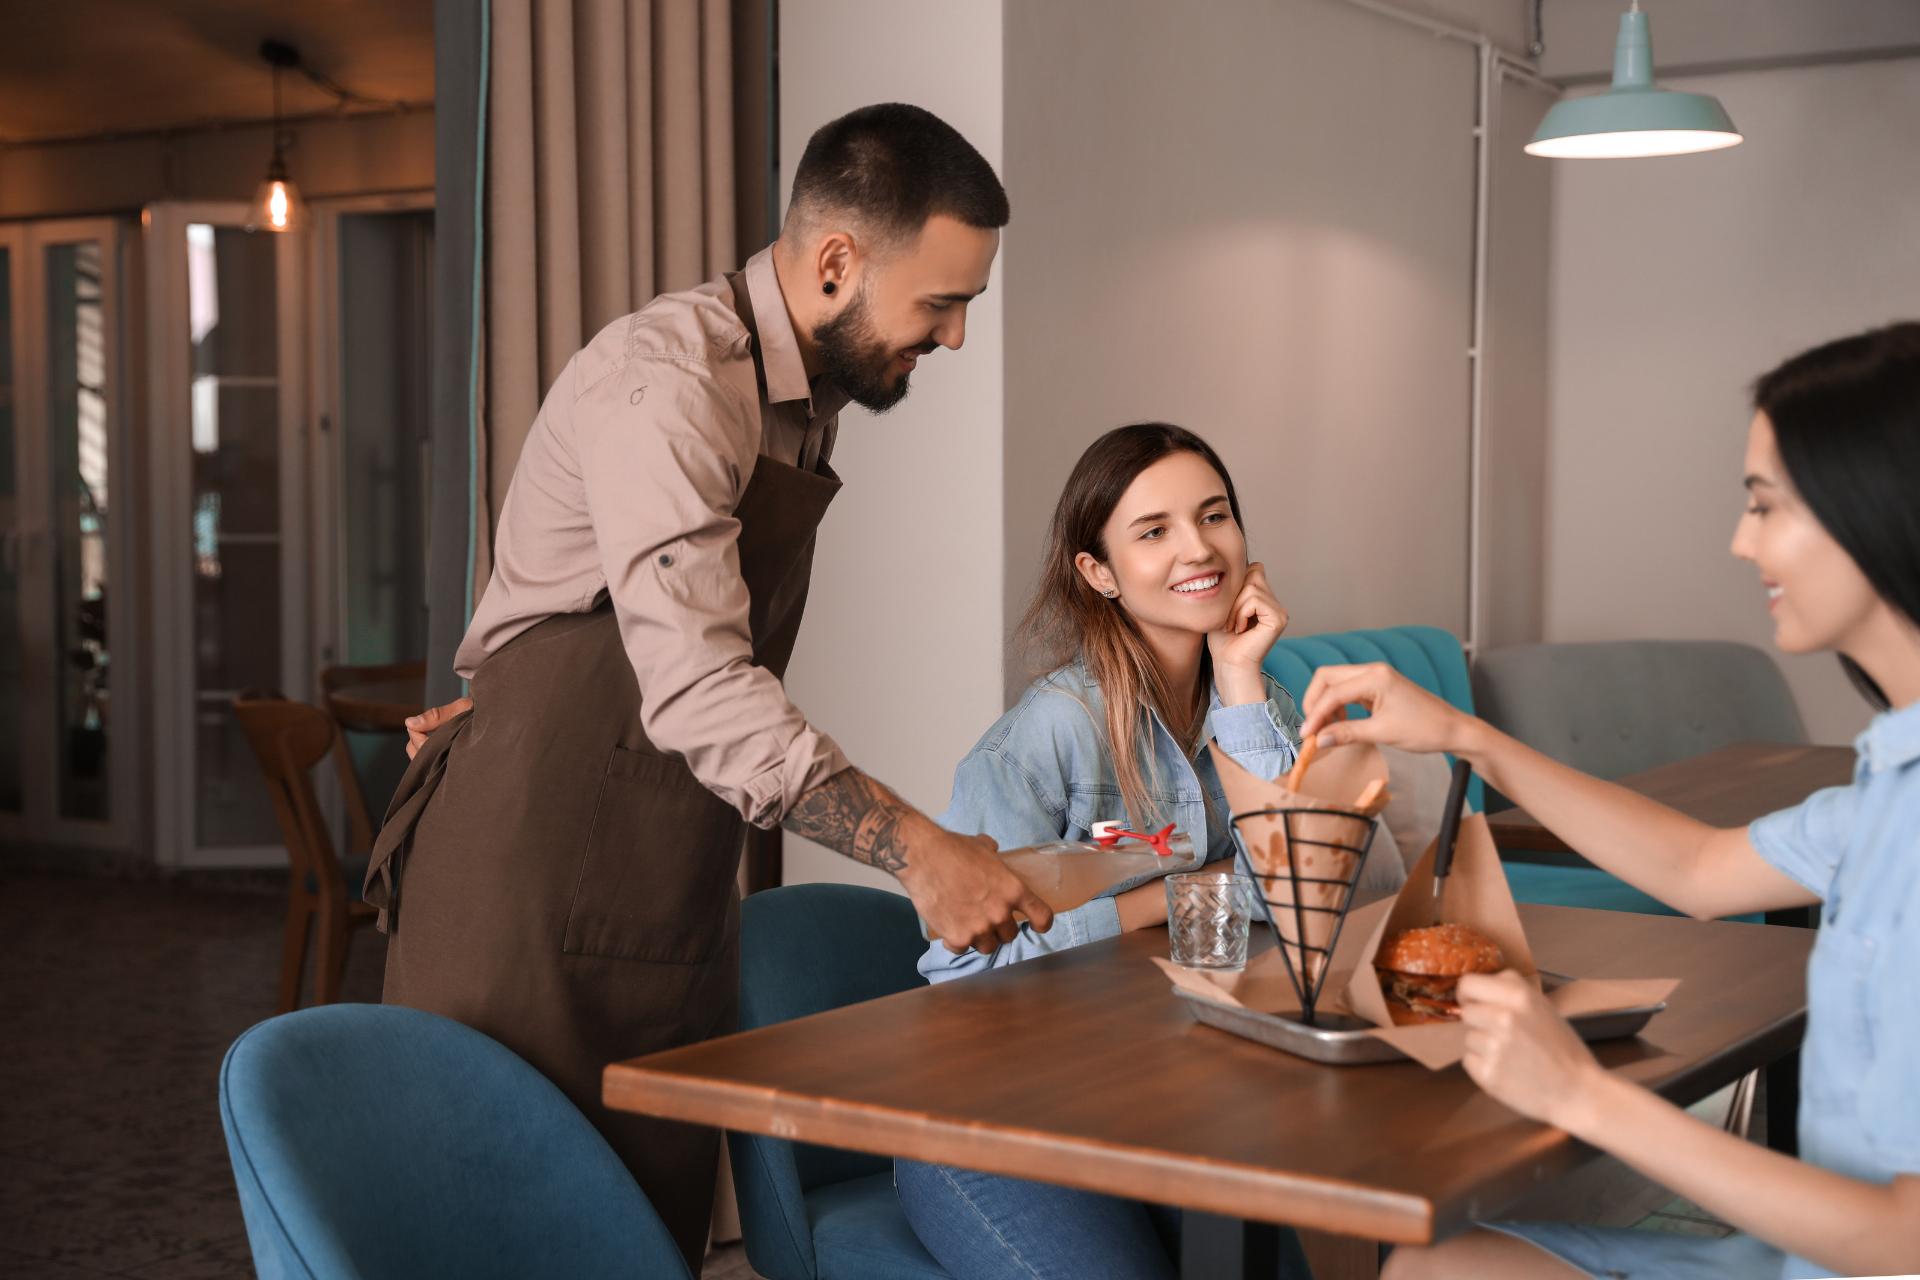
[1089,821,1180,859]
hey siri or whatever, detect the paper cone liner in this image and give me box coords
[1208,740,1388,1002]
[1172,761,1681,1070]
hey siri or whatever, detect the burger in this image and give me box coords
[1373,923,1505,1022]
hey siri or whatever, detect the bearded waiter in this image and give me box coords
[368,103,1051,1267]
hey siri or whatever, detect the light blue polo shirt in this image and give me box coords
[1488,701,1920,1280]
[1747,697,1920,1277]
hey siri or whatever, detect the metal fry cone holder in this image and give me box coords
[1228,805,1379,1025]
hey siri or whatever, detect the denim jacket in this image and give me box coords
[919,658,1302,984]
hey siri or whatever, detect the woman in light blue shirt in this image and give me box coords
[896,424,1320,1280]
[1301,322,1920,1280]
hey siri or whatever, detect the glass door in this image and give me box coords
[0,227,24,823]
[0,218,138,854]
[146,203,308,867]
[309,195,434,819]
[46,238,115,823]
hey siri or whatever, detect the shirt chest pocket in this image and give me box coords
[1846,896,1919,1167]
[1856,977,1920,1169]
[1802,925,1880,1108]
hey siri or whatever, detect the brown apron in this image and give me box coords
[366,274,839,1270]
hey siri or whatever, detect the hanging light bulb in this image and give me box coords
[248,41,305,233]
[1526,3,1741,159]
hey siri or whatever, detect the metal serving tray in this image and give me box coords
[1174,972,1668,1066]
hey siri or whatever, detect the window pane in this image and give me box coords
[188,224,282,847]
[46,241,110,822]
[0,246,21,814]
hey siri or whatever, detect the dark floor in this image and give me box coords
[0,870,762,1278]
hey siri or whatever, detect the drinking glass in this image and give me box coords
[1165,871,1253,971]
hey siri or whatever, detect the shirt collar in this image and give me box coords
[1064,656,1214,761]
[1854,698,1920,774]
[743,246,847,419]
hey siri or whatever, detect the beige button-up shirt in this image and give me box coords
[456,248,852,827]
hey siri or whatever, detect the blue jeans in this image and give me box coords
[894,1159,1185,1280]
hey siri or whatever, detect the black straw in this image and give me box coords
[1432,759,1473,886]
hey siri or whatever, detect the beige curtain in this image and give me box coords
[478,0,738,589]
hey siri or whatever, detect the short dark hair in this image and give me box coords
[786,103,1009,242]
[1754,320,1920,709]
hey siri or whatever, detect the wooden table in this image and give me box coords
[1487,741,1854,858]
[606,904,1812,1279]
[322,675,426,734]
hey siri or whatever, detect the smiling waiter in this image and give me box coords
[367,104,1052,1267]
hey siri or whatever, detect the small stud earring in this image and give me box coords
[1103,589,1119,599]
[822,281,837,296]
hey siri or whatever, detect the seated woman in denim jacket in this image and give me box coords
[896,424,1319,1280]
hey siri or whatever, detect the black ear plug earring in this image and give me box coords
[822,281,837,296]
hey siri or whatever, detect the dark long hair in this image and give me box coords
[1753,321,1920,709]
[1018,424,1245,823]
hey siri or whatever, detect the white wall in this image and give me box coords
[1544,56,1920,745]
[1002,0,1548,695]
[775,0,1551,890]
[1482,72,1560,649]
[1539,0,1920,81]
[777,2,1007,889]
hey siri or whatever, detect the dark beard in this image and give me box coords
[812,288,914,413]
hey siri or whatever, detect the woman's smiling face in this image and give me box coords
[1730,411,1881,656]
[1076,450,1247,637]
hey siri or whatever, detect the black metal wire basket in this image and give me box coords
[1228,805,1379,1025]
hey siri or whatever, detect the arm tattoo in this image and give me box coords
[783,768,912,874]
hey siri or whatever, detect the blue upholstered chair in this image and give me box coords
[1262,626,1730,917]
[220,1003,691,1280]
[730,883,951,1280]
[1470,640,1807,918]
[1470,640,1807,781]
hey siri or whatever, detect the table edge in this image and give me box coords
[602,1062,1439,1243]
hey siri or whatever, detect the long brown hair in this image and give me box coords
[1018,424,1246,825]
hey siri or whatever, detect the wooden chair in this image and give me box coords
[233,694,380,1012]
[318,660,427,858]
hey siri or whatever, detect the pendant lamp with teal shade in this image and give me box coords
[1527,3,1742,159]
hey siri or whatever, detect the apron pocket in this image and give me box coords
[563,746,744,965]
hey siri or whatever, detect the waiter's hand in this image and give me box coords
[785,768,1052,954]
[899,825,1056,955]
[405,696,473,759]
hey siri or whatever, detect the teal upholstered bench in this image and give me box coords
[1263,626,1688,918]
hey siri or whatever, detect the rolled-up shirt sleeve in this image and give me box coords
[1207,673,1303,781]
[575,353,850,827]
[1748,782,1858,901]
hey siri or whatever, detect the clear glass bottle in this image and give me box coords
[999,828,1195,914]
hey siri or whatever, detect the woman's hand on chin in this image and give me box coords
[1209,562,1288,704]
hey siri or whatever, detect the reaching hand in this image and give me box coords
[1296,662,1472,756]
